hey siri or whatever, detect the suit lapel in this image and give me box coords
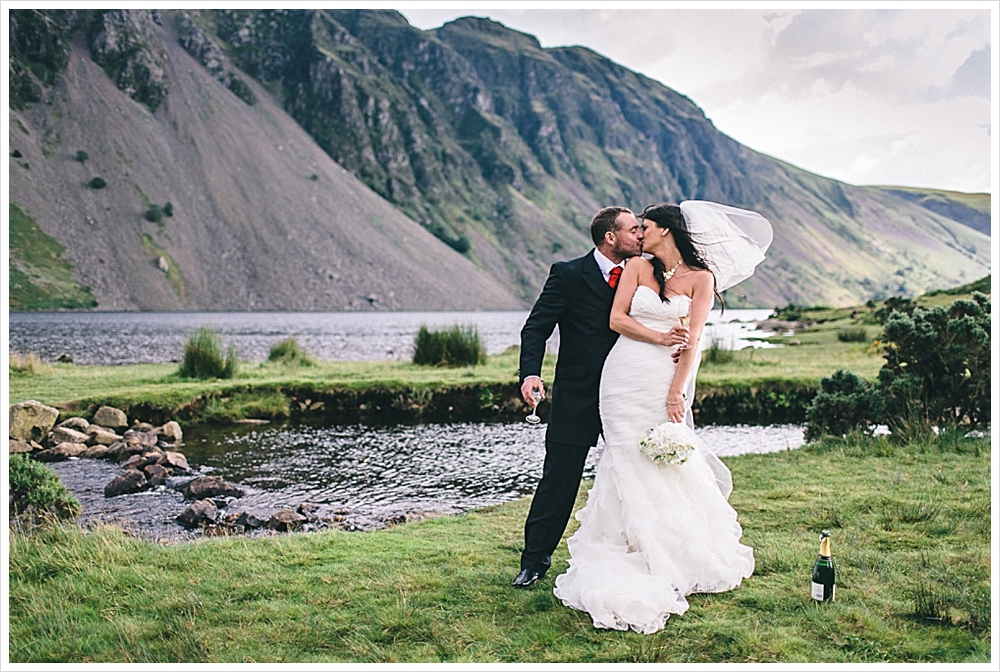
[582,251,615,303]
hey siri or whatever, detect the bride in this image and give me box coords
[552,201,772,634]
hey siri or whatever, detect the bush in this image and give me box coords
[88,177,107,189]
[804,369,884,441]
[163,201,173,217]
[144,204,163,223]
[9,453,81,522]
[413,325,486,367]
[874,296,916,324]
[701,338,735,365]
[178,326,238,379]
[837,327,868,342]
[75,150,89,163]
[878,293,990,432]
[268,337,315,366]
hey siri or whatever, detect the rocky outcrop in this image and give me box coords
[176,12,256,105]
[9,400,60,442]
[88,9,169,112]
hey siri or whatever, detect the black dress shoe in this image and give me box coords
[512,568,544,588]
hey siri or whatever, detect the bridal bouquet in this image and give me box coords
[638,422,697,465]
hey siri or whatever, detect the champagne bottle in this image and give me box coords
[811,529,836,602]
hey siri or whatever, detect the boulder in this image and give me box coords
[57,417,90,432]
[93,406,128,429]
[143,463,170,487]
[176,499,217,529]
[87,428,122,446]
[123,429,157,448]
[162,451,189,471]
[84,444,110,459]
[104,469,148,497]
[124,451,162,471]
[156,420,183,442]
[35,443,89,462]
[267,509,307,532]
[50,426,91,446]
[55,353,74,364]
[9,400,59,442]
[133,422,156,432]
[183,476,244,500]
[9,439,33,454]
[232,511,267,529]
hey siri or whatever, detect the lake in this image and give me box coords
[8,309,777,365]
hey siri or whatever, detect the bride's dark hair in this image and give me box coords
[638,203,724,311]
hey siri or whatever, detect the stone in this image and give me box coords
[176,499,217,529]
[9,400,60,442]
[267,510,307,532]
[35,443,89,462]
[55,353,74,363]
[233,511,267,529]
[122,454,145,470]
[183,476,244,500]
[104,469,148,497]
[57,417,90,432]
[49,426,90,446]
[84,444,109,459]
[156,420,183,442]
[87,428,122,446]
[93,406,128,428]
[9,439,33,454]
[143,463,170,487]
[133,422,156,432]
[162,451,189,471]
[123,429,157,448]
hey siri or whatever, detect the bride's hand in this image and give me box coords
[659,325,689,348]
[666,392,686,423]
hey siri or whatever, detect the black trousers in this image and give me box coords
[520,438,592,573]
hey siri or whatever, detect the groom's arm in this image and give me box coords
[519,263,566,385]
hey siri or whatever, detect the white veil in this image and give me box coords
[679,201,773,292]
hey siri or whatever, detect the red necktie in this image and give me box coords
[608,266,622,289]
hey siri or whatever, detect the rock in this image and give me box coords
[9,439,33,454]
[93,406,128,429]
[49,426,90,446]
[84,444,110,459]
[176,499,217,529]
[183,476,244,500]
[55,353,74,363]
[104,469,148,497]
[162,451,189,471]
[233,511,267,529]
[9,400,60,442]
[267,509,307,532]
[35,442,89,462]
[156,420,183,442]
[132,422,156,432]
[157,256,169,273]
[122,454,145,470]
[789,338,801,346]
[87,428,122,446]
[123,429,157,448]
[57,417,90,432]
[143,463,170,487]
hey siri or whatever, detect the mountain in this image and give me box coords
[868,186,990,237]
[7,9,991,311]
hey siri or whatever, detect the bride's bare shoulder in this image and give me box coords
[626,256,654,275]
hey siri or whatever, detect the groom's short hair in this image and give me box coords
[591,206,632,246]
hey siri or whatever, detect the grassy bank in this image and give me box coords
[8,432,990,663]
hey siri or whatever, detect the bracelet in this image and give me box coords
[666,398,684,405]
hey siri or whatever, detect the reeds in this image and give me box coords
[413,325,486,367]
[178,326,238,379]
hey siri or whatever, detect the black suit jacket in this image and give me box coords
[519,251,620,447]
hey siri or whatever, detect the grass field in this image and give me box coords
[7,432,990,663]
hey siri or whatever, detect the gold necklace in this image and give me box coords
[663,259,684,280]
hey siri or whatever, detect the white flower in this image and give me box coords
[638,422,697,465]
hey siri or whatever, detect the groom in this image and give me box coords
[513,206,645,588]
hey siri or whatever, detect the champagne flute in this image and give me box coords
[526,389,543,425]
[677,311,691,351]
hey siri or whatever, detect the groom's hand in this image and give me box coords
[521,376,546,406]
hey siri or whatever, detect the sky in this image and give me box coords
[399,4,995,195]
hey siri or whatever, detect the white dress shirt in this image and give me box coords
[593,248,624,283]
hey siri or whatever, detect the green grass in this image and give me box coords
[8,433,989,662]
[8,203,98,310]
[139,233,185,301]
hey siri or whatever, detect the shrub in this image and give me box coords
[9,453,81,522]
[837,327,868,342]
[268,337,315,366]
[144,204,163,223]
[178,326,238,379]
[701,338,735,365]
[804,369,884,441]
[12,149,23,158]
[88,177,107,189]
[413,325,486,367]
[874,296,916,324]
[75,150,89,163]
[878,293,990,432]
[9,351,52,375]
[163,201,173,217]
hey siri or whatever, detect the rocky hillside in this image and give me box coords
[8,9,991,311]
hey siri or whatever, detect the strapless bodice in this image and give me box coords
[629,285,691,330]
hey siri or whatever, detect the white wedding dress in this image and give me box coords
[553,285,755,634]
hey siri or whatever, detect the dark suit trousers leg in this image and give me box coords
[521,439,592,573]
